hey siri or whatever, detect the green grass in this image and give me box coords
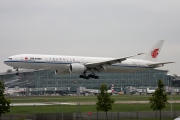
[8,95,180,103]
[8,103,180,114]
[6,95,180,115]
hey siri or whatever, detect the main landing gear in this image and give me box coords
[79,73,99,79]
[16,69,20,76]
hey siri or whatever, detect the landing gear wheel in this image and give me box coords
[79,75,84,78]
[88,74,93,78]
[16,69,19,76]
[16,72,19,76]
[86,76,89,79]
[87,74,99,79]
[79,74,88,79]
[79,73,99,79]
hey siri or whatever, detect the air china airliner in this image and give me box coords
[4,40,174,79]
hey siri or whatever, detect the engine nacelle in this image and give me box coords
[70,63,87,74]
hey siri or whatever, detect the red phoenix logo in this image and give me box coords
[25,57,28,60]
[151,49,159,58]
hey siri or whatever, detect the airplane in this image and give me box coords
[108,84,115,95]
[4,88,26,95]
[4,40,174,79]
[4,79,22,86]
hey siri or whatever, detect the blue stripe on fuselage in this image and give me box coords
[4,60,153,68]
[4,60,72,64]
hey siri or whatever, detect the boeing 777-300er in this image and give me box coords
[4,40,174,79]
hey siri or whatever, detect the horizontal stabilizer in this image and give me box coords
[148,62,175,67]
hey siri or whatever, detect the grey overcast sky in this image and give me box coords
[0,0,180,75]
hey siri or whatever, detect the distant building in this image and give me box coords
[169,75,180,87]
[0,69,169,93]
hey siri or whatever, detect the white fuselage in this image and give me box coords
[4,54,155,73]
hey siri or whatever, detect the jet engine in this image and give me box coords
[69,63,87,74]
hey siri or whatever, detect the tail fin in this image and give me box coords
[142,40,164,62]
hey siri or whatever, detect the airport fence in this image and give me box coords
[1,111,180,120]
[1,101,180,120]
[79,111,180,120]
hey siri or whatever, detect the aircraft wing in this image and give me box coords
[148,62,175,67]
[85,53,145,68]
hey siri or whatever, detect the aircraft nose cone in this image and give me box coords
[4,59,8,64]
[4,59,10,65]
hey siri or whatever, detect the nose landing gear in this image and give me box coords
[15,69,19,76]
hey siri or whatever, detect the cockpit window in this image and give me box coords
[8,58,12,60]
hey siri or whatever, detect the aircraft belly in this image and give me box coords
[21,62,44,69]
[43,62,69,70]
[9,61,70,71]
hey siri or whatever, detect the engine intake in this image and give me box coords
[70,63,86,74]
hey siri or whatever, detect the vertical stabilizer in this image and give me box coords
[142,40,164,62]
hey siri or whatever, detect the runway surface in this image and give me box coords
[11,100,180,106]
